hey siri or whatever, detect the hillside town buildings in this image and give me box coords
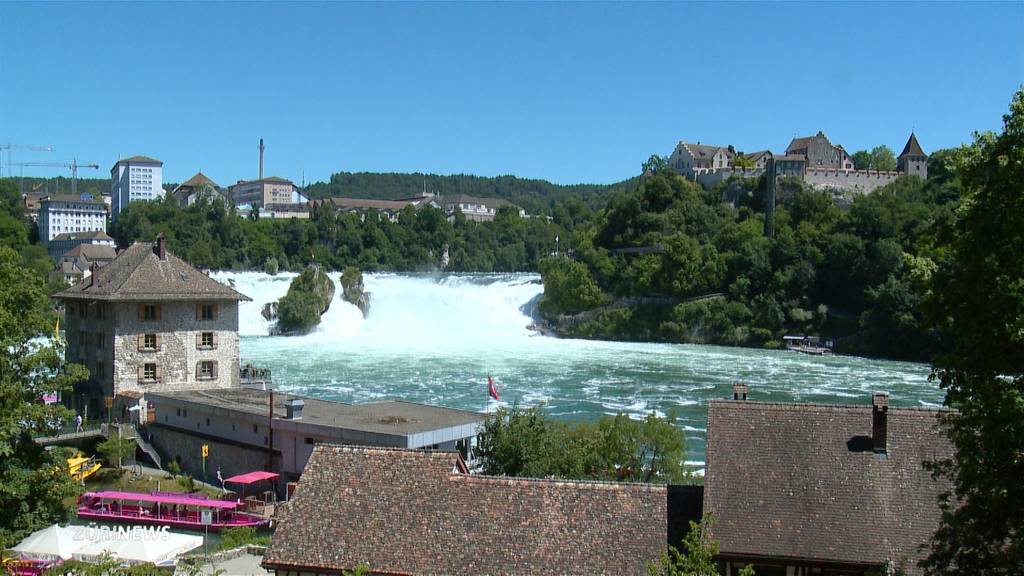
[38,194,108,247]
[228,176,308,210]
[46,230,115,261]
[110,155,163,221]
[670,132,928,195]
[51,243,117,285]
[170,171,231,208]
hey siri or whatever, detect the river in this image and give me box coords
[213,271,943,469]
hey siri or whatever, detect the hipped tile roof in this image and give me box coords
[263,445,667,575]
[54,240,250,302]
[703,399,953,574]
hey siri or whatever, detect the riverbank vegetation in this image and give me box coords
[536,153,964,362]
[477,405,691,484]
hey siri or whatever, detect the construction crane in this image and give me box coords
[9,159,100,196]
[0,143,55,177]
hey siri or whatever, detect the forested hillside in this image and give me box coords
[537,153,965,362]
[304,172,638,214]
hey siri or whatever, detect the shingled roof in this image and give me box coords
[704,397,953,575]
[899,133,926,158]
[263,445,667,575]
[115,155,162,165]
[54,237,249,302]
[177,171,220,190]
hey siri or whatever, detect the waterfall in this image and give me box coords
[212,271,545,351]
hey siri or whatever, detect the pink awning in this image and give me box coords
[224,471,280,485]
[84,491,239,509]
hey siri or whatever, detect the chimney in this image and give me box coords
[155,233,167,260]
[732,382,749,401]
[284,398,304,420]
[259,138,265,182]
[89,263,99,287]
[872,393,889,454]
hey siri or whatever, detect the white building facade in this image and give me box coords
[110,155,164,221]
[38,195,108,246]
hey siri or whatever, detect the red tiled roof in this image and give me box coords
[264,445,667,575]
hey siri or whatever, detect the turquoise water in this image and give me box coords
[216,272,943,468]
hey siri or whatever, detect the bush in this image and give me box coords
[176,474,195,493]
[219,526,270,551]
[276,265,334,333]
[96,434,135,467]
[264,257,279,275]
[165,459,181,479]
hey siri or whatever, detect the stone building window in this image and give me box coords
[141,363,158,382]
[139,334,159,351]
[139,304,161,321]
[197,360,218,380]
[197,331,216,349]
[197,304,217,321]
[94,361,105,380]
[95,303,107,321]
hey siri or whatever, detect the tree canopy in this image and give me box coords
[921,88,1024,575]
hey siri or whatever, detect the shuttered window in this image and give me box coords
[139,304,161,322]
[196,303,218,321]
[137,334,160,351]
[138,363,159,382]
[197,331,216,349]
[196,360,218,380]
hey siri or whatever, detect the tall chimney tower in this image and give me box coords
[259,138,265,182]
[872,393,889,454]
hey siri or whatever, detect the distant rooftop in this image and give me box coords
[149,388,485,436]
[115,155,163,165]
[40,195,106,206]
[52,230,114,242]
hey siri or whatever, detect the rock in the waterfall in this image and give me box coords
[273,264,336,335]
[261,301,278,322]
[340,266,371,318]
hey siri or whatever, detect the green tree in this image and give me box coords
[921,89,1024,575]
[869,145,897,171]
[647,517,754,576]
[643,155,669,174]
[96,433,136,467]
[732,155,755,169]
[0,247,87,547]
[851,150,872,170]
[276,265,334,333]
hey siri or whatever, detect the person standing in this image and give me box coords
[75,413,83,433]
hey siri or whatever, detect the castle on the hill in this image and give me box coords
[669,132,928,195]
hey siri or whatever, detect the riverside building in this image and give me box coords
[54,234,249,420]
[38,195,108,247]
[110,155,164,221]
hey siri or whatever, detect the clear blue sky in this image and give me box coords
[1,2,1021,187]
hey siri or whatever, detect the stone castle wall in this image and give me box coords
[803,168,902,195]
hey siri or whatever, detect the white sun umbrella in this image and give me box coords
[11,524,90,561]
[73,530,202,566]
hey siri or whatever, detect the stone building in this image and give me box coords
[440,193,524,222]
[51,243,117,285]
[897,132,928,180]
[54,234,249,419]
[263,445,667,575]
[703,385,952,575]
[170,172,231,208]
[785,131,854,171]
[46,230,116,261]
[669,141,736,177]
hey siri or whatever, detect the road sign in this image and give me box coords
[201,444,209,458]
[104,396,113,408]
[200,509,212,526]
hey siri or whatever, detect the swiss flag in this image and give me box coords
[488,375,500,401]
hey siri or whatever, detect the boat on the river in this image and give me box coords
[783,335,834,356]
[76,490,268,531]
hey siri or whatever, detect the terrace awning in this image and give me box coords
[86,490,238,509]
[224,470,280,485]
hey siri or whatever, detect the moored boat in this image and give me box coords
[76,490,267,531]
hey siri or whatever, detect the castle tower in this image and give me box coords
[897,133,928,180]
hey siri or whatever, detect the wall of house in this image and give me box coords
[148,423,273,485]
[112,301,241,395]
[64,299,117,403]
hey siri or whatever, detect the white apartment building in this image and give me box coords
[110,155,164,220]
[38,195,108,246]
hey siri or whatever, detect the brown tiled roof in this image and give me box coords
[61,244,116,263]
[899,133,926,158]
[704,398,953,574]
[315,197,413,212]
[178,171,220,189]
[264,445,666,575]
[744,150,773,164]
[54,240,250,302]
[676,141,732,160]
[116,155,162,165]
[52,231,114,242]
